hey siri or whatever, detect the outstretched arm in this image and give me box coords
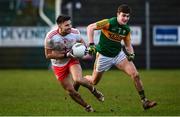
[87,19,109,55]
[87,23,97,44]
[87,19,109,44]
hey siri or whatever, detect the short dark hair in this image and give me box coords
[117,4,131,14]
[56,15,71,25]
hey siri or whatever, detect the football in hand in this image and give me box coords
[72,43,86,58]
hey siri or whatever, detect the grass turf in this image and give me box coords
[0,69,179,116]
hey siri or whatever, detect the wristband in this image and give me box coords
[89,43,95,46]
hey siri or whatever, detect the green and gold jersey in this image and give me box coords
[95,17,131,57]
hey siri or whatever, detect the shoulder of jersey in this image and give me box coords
[70,28,80,34]
[47,27,59,39]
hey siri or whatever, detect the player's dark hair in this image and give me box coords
[56,15,71,25]
[117,4,131,14]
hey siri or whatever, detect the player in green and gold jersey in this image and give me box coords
[85,4,157,110]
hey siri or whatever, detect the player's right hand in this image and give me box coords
[127,53,135,61]
[88,43,96,55]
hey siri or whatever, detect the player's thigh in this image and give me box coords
[115,58,138,76]
[69,64,82,81]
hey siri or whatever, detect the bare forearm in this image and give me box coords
[46,53,65,59]
[87,24,95,43]
[45,49,66,59]
[125,45,135,61]
[125,45,134,54]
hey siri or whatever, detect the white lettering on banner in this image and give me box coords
[153,25,180,46]
[77,26,142,45]
[156,35,177,40]
[0,27,50,47]
[0,26,141,47]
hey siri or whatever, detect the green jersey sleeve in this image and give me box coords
[96,19,110,29]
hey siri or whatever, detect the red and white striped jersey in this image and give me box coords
[44,26,81,67]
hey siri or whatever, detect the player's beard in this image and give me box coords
[65,28,71,34]
[60,28,71,36]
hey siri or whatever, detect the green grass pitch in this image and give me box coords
[0,69,179,116]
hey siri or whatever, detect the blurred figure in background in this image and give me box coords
[85,4,157,110]
[44,15,104,112]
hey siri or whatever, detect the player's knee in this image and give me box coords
[73,78,81,84]
[68,91,75,97]
[66,87,73,93]
[67,88,77,96]
[92,79,98,85]
[131,71,139,80]
[84,75,99,85]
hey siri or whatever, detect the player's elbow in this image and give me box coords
[45,56,50,59]
[45,54,51,59]
[45,49,53,59]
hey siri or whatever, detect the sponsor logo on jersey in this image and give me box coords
[102,29,125,42]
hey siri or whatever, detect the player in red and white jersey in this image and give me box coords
[44,15,104,112]
[45,26,82,67]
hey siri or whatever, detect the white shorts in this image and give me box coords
[95,51,126,72]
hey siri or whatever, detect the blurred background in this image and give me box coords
[0,0,180,69]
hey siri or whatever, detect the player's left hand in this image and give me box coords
[88,43,96,55]
[66,50,76,58]
[127,53,135,61]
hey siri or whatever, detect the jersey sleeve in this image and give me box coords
[96,19,110,30]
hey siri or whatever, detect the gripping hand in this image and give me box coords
[65,50,76,58]
[88,43,96,55]
[127,53,135,61]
